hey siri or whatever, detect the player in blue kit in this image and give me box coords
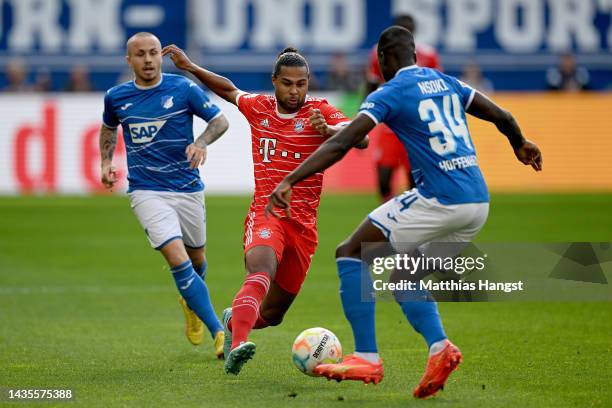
[99,32,229,358]
[268,26,542,398]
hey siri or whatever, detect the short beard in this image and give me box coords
[135,70,160,85]
[277,98,303,113]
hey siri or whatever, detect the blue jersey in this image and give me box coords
[360,65,489,205]
[102,73,222,193]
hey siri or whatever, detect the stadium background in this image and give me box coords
[1,1,611,407]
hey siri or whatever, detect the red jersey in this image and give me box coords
[366,43,441,84]
[236,92,350,228]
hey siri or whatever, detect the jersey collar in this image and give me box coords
[133,74,163,90]
[394,64,419,78]
[275,100,299,119]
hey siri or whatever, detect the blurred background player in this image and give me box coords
[326,52,361,92]
[366,14,442,202]
[460,62,494,94]
[64,65,95,92]
[269,25,542,399]
[99,32,228,358]
[3,58,33,92]
[546,52,591,92]
[163,44,365,375]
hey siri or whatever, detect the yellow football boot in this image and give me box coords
[214,331,225,360]
[179,297,204,346]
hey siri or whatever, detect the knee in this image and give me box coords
[335,239,360,259]
[160,240,190,268]
[260,309,284,326]
[188,251,205,268]
[190,257,206,271]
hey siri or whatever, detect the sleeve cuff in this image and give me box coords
[465,89,476,110]
[102,121,118,129]
[207,111,223,122]
[359,110,380,125]
[235,91,247,106]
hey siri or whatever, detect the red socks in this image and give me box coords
[230,272,270,349]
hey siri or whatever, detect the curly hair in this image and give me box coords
[273,47,309,77]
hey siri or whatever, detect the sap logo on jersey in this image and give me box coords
[128,120,167,143]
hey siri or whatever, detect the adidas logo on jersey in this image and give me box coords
[128,120,167,143]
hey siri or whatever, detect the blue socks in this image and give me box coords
[194,259,207,280]
[171,260,222,337]
[337,258,378,353]
[337,256,446,353]
[396,289,447,348]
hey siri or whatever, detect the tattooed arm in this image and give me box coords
[186,113,230,169]
[99,124,118,189]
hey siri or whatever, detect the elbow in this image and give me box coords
[215,114,230,134]
[495,109,514,127]
[331,140,352,157]
[221,115,230,133]
[354,135,369,150]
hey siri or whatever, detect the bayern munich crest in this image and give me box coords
[258,228,272,239]
[294,119,305,133]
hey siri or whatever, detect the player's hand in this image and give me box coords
[266,180,293,218]
[514,140,543,171]
[186,143,207,169]
[309,108,330,136]
[162,44,195,72]
[100,161,117,189]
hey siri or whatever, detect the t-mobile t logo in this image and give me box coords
[259,137,277,163]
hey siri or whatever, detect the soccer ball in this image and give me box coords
[291,327,342,376]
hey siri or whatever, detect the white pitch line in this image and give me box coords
[0,285,173,295]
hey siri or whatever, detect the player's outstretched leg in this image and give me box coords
[223,270,270,374]
[314,218,387,384]
[223,246,277,375]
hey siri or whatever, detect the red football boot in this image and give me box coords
[314,354,384,385]
[413,340,462,399]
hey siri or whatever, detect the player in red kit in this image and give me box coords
[366,15,442,202]
[162,44,367,375]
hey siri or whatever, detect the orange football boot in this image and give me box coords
[413,340,462,399]
[313,354,384,385]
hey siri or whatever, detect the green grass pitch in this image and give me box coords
[0,193,611,407]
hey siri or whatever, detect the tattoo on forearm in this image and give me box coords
[197,116,229,147]
[99,125,118,161]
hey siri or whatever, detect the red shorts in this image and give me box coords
[371,123,410,171]
[243,211,318,295]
